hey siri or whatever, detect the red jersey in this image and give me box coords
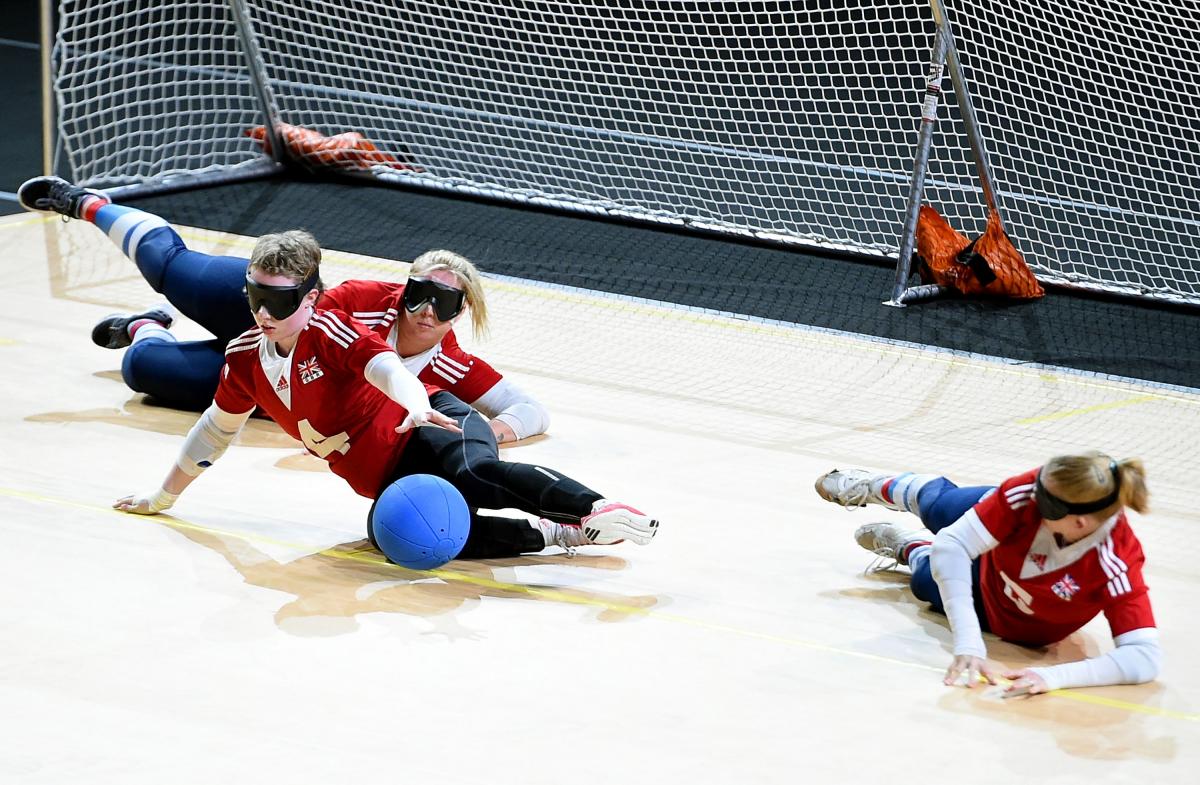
[214,309,437,498]
[967,468,1155,646]
[320,279,502,402]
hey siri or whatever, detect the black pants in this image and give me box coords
[369,392,604,559]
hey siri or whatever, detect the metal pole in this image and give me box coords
[887,28,950,307]
[928,0,1003,220]
[227,0,286,164]
[40,0,54,175]
[102,159,284,202]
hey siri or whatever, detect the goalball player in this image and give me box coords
[18,176,548,444]
[815,453,1160,695]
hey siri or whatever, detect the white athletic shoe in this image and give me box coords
[853,522,932,572]
[535,518,593,557]
[580,500,659,546]
[814,468,882,509]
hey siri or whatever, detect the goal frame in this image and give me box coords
[42,0,1199,308]
[887,0,1005,307]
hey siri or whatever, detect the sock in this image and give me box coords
[90,204,170,260]
[79,195,110,222]
[129,320,174,344]
[906,543,933,571]
[876,473,939,515]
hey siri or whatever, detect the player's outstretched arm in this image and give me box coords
[931,517,1001,687]
[364,352,463,434]
[114,402,253,515]
[1004,628,1161,695]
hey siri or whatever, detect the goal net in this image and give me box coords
[52,0,1200,304]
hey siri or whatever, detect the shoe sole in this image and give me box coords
[814,474,836,503]
[92,314,134,349]
[814,470,870,508]
[583,511,659,546]
[17,176,69,213]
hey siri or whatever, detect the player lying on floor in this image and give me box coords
[97,226,659,556]
[18,176,547,444]
[815,452,1160,695]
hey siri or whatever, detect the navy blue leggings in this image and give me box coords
[907,479,992,628]
[118,225,254,410]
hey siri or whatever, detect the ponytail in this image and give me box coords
[1116,457,1150,514]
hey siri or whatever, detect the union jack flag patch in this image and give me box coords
[298,357,324,385]
[1051,574,1080,601]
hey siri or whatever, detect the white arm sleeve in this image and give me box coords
[930,510,999,658]
[470,378,550,439]
[1029,628,1162,690]
[176,402,253,477]
[364,351,433,414]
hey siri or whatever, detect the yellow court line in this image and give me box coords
[0,212,55,229]
[1016,396,1163,425]
[1058,690,1199,721]
[2,484,1196,724]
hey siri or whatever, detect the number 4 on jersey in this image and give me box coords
[999,570,1035,615]
[298,418,351,458]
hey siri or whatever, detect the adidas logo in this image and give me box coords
[275,376,289,392]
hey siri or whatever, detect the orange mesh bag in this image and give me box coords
[914,205,1043,299]
[914,204,971,288]
[246,123,419,171]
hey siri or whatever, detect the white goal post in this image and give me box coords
[49,0,1200,306]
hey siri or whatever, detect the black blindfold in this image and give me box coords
[403,277,466,322]
[245,270,320,320]
[1034,461,1121,520]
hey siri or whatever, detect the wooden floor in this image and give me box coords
[2,210,1198,784]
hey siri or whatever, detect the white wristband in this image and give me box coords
[148,487,180,513]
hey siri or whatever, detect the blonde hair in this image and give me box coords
[1042,451,1150,515]
[410,249,488,336]
[250,230,324,292]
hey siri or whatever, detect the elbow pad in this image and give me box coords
[364,352,432,414]
[493,401,550,440]
[176,404,249,477]
[1112,629,1162,684]
[471,379,550,439]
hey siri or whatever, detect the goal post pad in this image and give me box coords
[914,206,1044,300]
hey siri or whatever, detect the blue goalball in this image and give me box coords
[370,474,471,569]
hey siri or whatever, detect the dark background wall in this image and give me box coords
[0,2,43,215]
